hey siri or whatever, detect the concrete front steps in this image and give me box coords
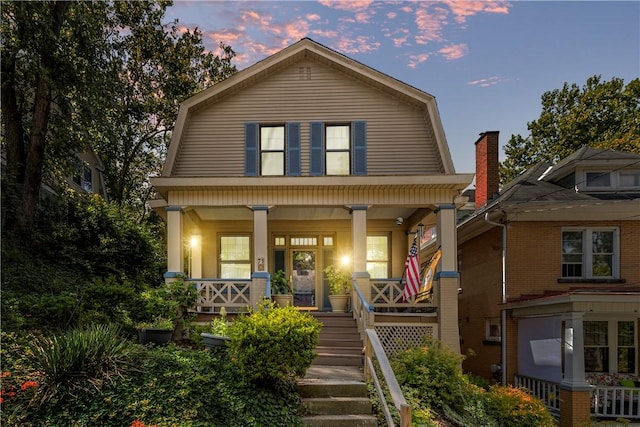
[298,368,377,427]
[297,313,376,427]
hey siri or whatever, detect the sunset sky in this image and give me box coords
[166,1,639,173]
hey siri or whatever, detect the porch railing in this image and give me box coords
[187,279,251,312]
[370,278,436,311]
[515,375,640,421]
[591,385,640,420]
[353,281,411,427]
[514,375,560,419]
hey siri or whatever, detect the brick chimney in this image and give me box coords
[475,131,500,209]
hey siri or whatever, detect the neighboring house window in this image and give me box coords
[485,318,501,342]
[219,236,251,279]
[366,235,389,278]
[561,228,618,279]
[584,320,636,373]
[580,169,640,191]
[245,122,300,176]
[74,161,93,192]
[310,121,366,176]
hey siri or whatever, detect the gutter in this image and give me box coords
[484,210,507,386]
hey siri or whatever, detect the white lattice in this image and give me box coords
[374,323,436,356]
[191,280,251,312]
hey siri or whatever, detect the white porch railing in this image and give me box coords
[591,385,640,419]
[187,279,251,312]
[514,375,560,419]
[515,375,640,421]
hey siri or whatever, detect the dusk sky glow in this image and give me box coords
[166,1,639,173]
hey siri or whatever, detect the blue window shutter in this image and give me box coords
[287,122,301,176]
[310,122,324,176]
[352,121,366,175]
[244,122,258,176]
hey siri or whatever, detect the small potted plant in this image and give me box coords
[271,269,293,307]
[324,265,352,312]
[136,316,174,345]
[201,307,231,350]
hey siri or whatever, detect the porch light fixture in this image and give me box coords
[340,255,351,267]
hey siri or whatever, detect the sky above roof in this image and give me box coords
[166,0,639,174]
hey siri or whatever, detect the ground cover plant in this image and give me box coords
[1,327,304,427]
[373,337,556,427]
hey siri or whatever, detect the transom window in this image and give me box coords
[561,228,618,279]
[584,320,636,373]
[260,125,285,176]
[325,125,351,175]
[366,235,389,278]
[219,236,251,279]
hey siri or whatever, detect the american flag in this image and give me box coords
[402,236,420,301]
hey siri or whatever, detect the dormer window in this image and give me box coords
[580,169,640,192]
[586,171,611,188]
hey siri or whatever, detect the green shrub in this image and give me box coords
[485,385,555,427]
[29,324,139,404]
[228,300,321,385]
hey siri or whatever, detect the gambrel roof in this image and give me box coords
[162,37,455,176]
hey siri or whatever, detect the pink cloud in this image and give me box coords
[414,4,448,44]
[318,0,374,12]
[335,35,381,54]
[311,29,340,38]
[306,13,321,21]
[408,53,429,69]
[387,12,397,19]
[355,11,373,23]
[442,0,511,24]
[467,76,502,87]
[438,43,468,60]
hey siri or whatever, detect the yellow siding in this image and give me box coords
[173,59,443,176]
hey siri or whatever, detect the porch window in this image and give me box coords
[220,236,251,279]
[260,126,285,176]
[366,235,389,278]
[584,320,637,373]
[584,321,608,372]
[561,228,618,279]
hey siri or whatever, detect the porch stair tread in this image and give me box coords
[298,365,376,427]
[311,312,364,368]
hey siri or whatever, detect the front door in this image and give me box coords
[292,250,316,308]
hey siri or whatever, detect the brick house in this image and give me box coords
[457,132,640,425]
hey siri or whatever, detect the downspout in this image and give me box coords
[484,210,507,386]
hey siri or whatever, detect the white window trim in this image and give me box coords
[485,317,501,342]
[561,227,620,279]
[579,168,640,192]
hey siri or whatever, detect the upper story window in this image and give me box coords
[310,121,366,176]
[245,122,300,176]
[73,161,93,192]
[581,169,640,191]
[260,126,285,176]
[561,228,619,279]
[326,125,350,175]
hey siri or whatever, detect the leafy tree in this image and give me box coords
[500,75,640,183]
[1,1,236,233]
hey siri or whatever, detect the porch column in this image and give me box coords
[559,312,591,427]
[435,204,460,354]
[250,206,269,308]
[351,206,371,303]
[165,206,184,277]
[251,206,269,272]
